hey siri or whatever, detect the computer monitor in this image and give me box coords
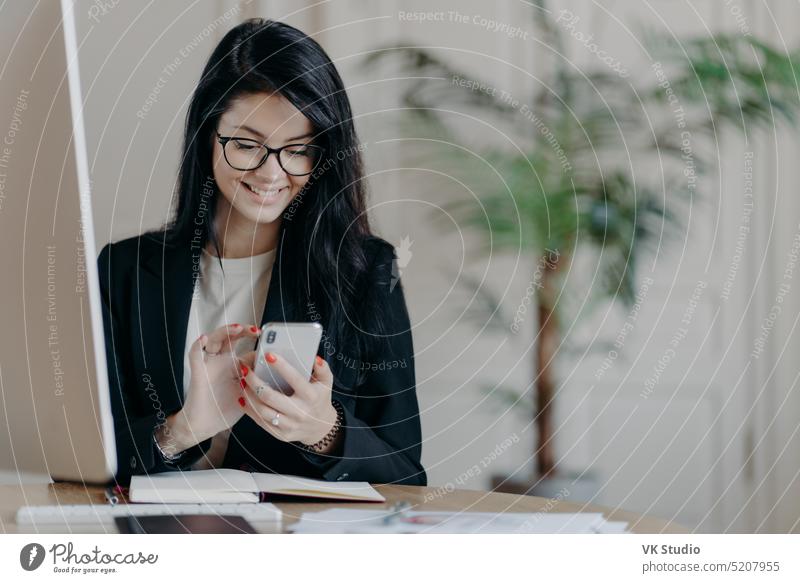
[0,0,116,483]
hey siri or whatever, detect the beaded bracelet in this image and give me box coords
[298,400,344,453]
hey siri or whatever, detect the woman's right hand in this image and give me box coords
[156,323,260,456]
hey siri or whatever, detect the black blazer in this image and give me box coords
[97,233,426,486]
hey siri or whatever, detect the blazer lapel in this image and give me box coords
[258,232,295,328]
[137,238,195,410]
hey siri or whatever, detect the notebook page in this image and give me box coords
[251,473,385,501]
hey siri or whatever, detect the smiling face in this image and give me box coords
[211,92,316,232]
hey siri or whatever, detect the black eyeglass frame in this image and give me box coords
[215,132,324,176]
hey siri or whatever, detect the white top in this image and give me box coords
[183,246,277,468]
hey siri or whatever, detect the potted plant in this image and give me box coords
[366,1,799,497]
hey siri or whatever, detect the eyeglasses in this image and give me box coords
[216,133,324,176]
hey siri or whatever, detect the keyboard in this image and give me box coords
[16,503,282,526]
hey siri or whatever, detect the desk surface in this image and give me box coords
[0,482,688,533]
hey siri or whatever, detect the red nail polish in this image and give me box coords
[240,378,246,388]
[266,352,277,364]
[316,356,323,367]
[238,397,245,407]
[250,325,258,333]
[240,363,248,376]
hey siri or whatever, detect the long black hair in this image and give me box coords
[156,18,391,371]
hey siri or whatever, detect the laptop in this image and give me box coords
[0,0,116,484]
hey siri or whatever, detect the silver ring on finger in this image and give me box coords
[271,412,280,427]
[202,346,219,357]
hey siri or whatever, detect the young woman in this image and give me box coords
[97,19,425,485]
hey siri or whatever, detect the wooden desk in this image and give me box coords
[0,482,688,533]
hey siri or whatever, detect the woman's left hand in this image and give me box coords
[237,352,338,447]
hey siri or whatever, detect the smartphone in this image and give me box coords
[254,322,323,395]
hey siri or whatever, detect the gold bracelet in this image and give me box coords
[299,400,344,454]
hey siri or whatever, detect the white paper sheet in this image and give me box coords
[289,508,628,534]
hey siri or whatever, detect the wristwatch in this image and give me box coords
[298,400,344,454]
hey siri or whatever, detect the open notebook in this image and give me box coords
[129,469,386,504]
